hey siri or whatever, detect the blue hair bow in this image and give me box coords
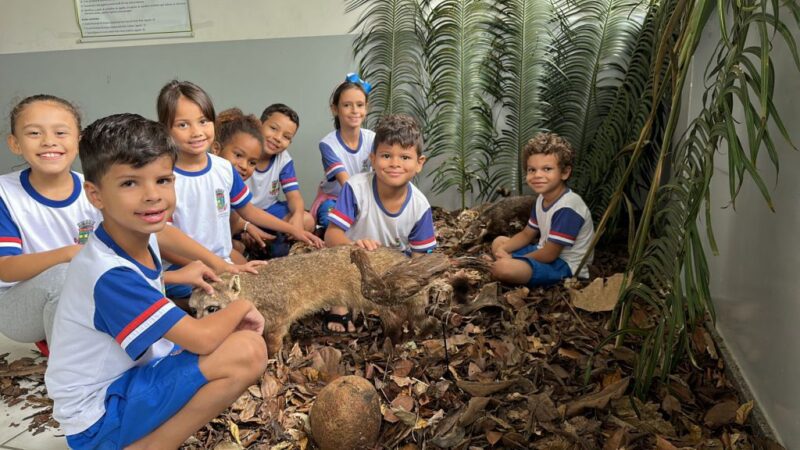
[345,72,373,94]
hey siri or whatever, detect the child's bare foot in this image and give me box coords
[325,306,356,333]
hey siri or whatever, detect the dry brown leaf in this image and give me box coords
[309,346,343,382]
[565,377,629,417]
[655,435,679,450]
[569,273,624,312]
[458,397,490,427]
[704,400,739,428]
[735,400,754,425]
[456,379,517,397]
[486,430,503,445]
[393,359,414,377]
[603,427,628,450]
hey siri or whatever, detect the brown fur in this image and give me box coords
[189,246,432,356]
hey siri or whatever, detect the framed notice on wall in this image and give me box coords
[75,0,193,42]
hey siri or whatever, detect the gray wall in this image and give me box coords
[0,35,354,206]
[688,15,800,448]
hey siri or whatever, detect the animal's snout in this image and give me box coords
[206,305,220,314]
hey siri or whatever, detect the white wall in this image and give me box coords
[0,0,359,55]
[688,14,800,448]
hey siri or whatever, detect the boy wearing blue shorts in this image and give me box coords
[491,133,594,287]
[45,114,267,449]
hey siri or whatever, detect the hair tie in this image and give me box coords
[345,72,373,94]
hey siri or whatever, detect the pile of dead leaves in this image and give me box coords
[0,199,785,449]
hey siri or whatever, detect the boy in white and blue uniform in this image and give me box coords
[491,133,594,287]
[45,113,267,449]
[246,104,315,256]
[324,114,435,332]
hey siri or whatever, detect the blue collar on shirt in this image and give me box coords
[372,174,412,218]
[94,223,162,280]
[541,188,571,212]
[255,154,277,174]
[20,168,82,208]
[173,153,212,177]
[336,130,363,154]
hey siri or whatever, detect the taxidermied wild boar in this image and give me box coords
[189,246,453,355]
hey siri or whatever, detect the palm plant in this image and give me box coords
[484,0,554,198]
[543,0,646,165]
[425,0,496,209]
[346,0,428,128]
[599,0,800,396]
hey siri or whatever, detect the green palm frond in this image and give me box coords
[425,0,495,209]
[609,0,799,396]
[485,0,554,198]
[347,0,428,128]
[544,0,646,155]
[572,1,673,222]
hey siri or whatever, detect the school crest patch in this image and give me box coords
[75,219,96,244]
[215,189,227,212]
[361,159,372,172]
[270,180,281,196]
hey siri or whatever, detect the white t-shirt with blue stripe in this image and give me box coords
[246,151,299,210]
[328,172,436,254]
[528,189,594,278]
[170,153,252,260]
[45,224,185,435]
[318,129,375,197]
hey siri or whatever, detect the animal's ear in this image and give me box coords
[229,274,242,297]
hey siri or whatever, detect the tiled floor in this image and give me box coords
[0,334,68,450]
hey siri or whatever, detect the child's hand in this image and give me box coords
[244,223,275,249]
[495,249,511,259]
[169,260,221,295]
[288,228,325,249]
[229,260,269,275]
[63,244,84,262]
[354,239,382,251]
[237,302,265,334]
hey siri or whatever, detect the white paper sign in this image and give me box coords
[75,0,192,41]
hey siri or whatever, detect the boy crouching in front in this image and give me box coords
[45,114,267,449]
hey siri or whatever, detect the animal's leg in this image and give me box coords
[264,325,289,359]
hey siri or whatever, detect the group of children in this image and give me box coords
[0,73,593,448]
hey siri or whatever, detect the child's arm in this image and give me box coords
[320,141,350,187]
[165,299,264,355]
[0,245,81,282]
[325,223,380,250]
[156,225,266,275]
[495,227,539,259]
[237,203,323,248]
[523,241,564,264]
[230,211,272,249]
[323,181,380,250]
[284,190,307,231]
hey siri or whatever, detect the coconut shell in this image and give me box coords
[309,375,381,450]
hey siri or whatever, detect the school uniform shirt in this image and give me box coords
[0,169,101,294]
[328,172,436,254]
[246,151,299,210]
[170,153,252,260]
[318,129,375,197]
[45,224,185,435]
[528,189,594,278]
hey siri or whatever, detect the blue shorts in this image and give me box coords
[67,349,207,449]
[512,244,573,287]
[265,201,290,220]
